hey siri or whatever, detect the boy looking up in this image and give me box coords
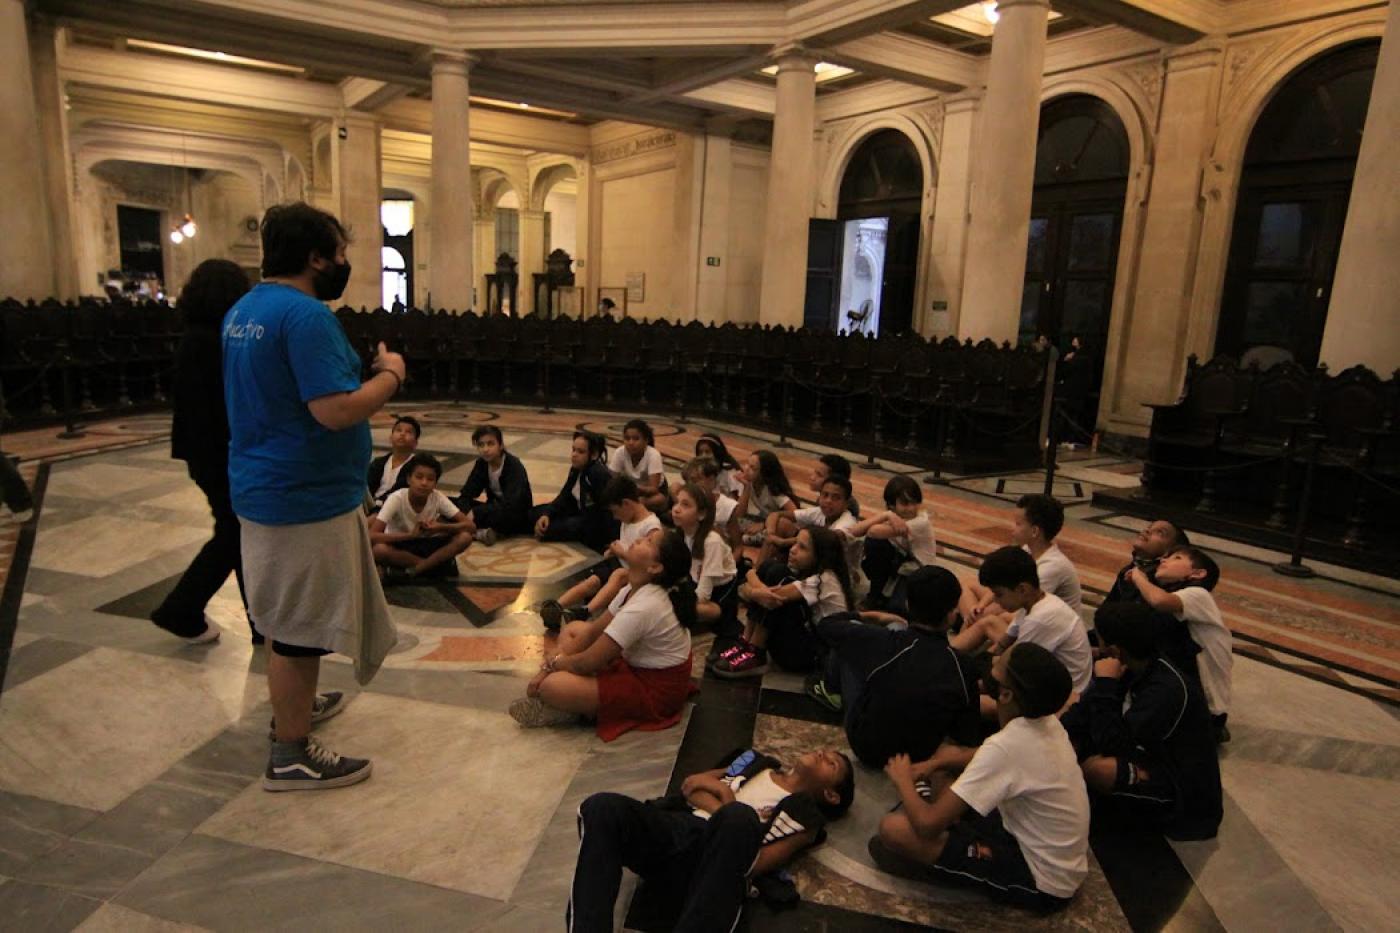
[1103,519,1190,605]
[369,454,474,579]
[871,643,1090,912]
[1126,545,1232,742]
[367,415,420,510]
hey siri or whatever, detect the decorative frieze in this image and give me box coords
[590,129,677,165]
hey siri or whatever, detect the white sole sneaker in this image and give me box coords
[182,626,221,645]
[263,761,373,792]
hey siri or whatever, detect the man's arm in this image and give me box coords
[306,342,405,431]
[457,461,486,505]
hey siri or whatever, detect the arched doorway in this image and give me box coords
[1216,41,1379,368]
[808,129,922,335]
[1021,95,1130,431]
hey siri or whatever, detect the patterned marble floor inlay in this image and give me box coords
[1,405,1397,931]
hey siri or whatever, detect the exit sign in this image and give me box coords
[706,256,721,267]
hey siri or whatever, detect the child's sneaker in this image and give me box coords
[475,528,498,547]
[539,600,565,631]
[803,673,842,713]
[742,531,766,547]
[268,692,349,739]
[712,646,768,679]
[707,638,750,668]
[263,737,371,791]
[509,696,579,728]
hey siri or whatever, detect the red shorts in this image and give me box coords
[595,656,696,742]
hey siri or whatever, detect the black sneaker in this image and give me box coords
[268,692,348,738]
[803,672,843,713]
[263,736,371,791]
[539,600,565,631]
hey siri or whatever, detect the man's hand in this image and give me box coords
[1094,656,1126,680]
[884,752,914,787]
[371,341,406,383]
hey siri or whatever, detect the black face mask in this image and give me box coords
[313,260,352,301]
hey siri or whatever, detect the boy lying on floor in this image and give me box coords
[567,746,855,932]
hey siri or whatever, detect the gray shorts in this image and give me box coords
[240,508,398,685]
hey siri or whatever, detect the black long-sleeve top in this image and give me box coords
[454,451,533,517]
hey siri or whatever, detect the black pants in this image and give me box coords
[751,559,821,672]
[0,452,33,513]
[568,793,764,933]
[862,537,900,603]
[467,501,531,536]
[152,463,256,638]
[529,503,619,554]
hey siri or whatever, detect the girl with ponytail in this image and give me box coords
[511,529,697,740]
[670,482,740,639]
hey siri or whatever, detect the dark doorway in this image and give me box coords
[806,128,923,335]
[1022,95,1130,433]
[117,205,164,279]
[382,197,415,311]
[1216,41,1379,368]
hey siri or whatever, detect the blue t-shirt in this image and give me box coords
[222,283,371,525]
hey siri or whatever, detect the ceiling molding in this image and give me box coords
[1053,0,1220,44]
[340,77,410,111]
[1043,25,1167,74]
[815,78,940,123]
[681,79,776,116]
[820,32,983,91]
[786,0,968,46]
[376,98,591,154]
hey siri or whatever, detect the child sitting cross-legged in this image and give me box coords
[539,474,663,632]
[568,746,855,932]
[694,432,744,499]
[870,643,1090,913]
[1059,602,1223,840]
[670,482,740,643]
[369,454,474,580]
[849,475,938,612]
[608,418,670,513]
[713,526,853,678]
[453,424,533,545]
[963,546,1093,704]
[510,530,696,741]
[735,449,797,547]
[809,566,983,769]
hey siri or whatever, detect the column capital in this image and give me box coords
[430,48,477,74]
[1165,41,1224,74]
[767,44,820,73]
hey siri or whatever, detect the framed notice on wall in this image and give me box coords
[625,272,645,304]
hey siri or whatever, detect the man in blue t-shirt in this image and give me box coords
[223,202,407,792]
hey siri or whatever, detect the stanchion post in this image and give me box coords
[55,338,86,440]
[1273,434,1322,578]
[1043,402,1060,496]
[859,384,883,470]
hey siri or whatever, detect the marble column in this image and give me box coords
[928,93,980,339]
[1320,0,1400,373]
[30,18,78,299]
[671,132,703,320]
[758,50,817,328]
[337,112,383,310]
[473,206,495,311]
[1112,45,1222,431]
[431,49,475,313]
[0,0,57,300]
[696,133,734,323]
[573,161,593,307]
[957,0,1050,344]
[518,208,546,314]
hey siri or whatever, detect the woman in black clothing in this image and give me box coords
[150,259,258,644]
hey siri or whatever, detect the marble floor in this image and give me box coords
[1,404,1397,932]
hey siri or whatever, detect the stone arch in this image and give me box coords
[285,156,306,202]
[817,113,937,221]
[1038,74,1156,432]
[1187,12,1388,362]
[479,169,522,211]
[528,160,579,211]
